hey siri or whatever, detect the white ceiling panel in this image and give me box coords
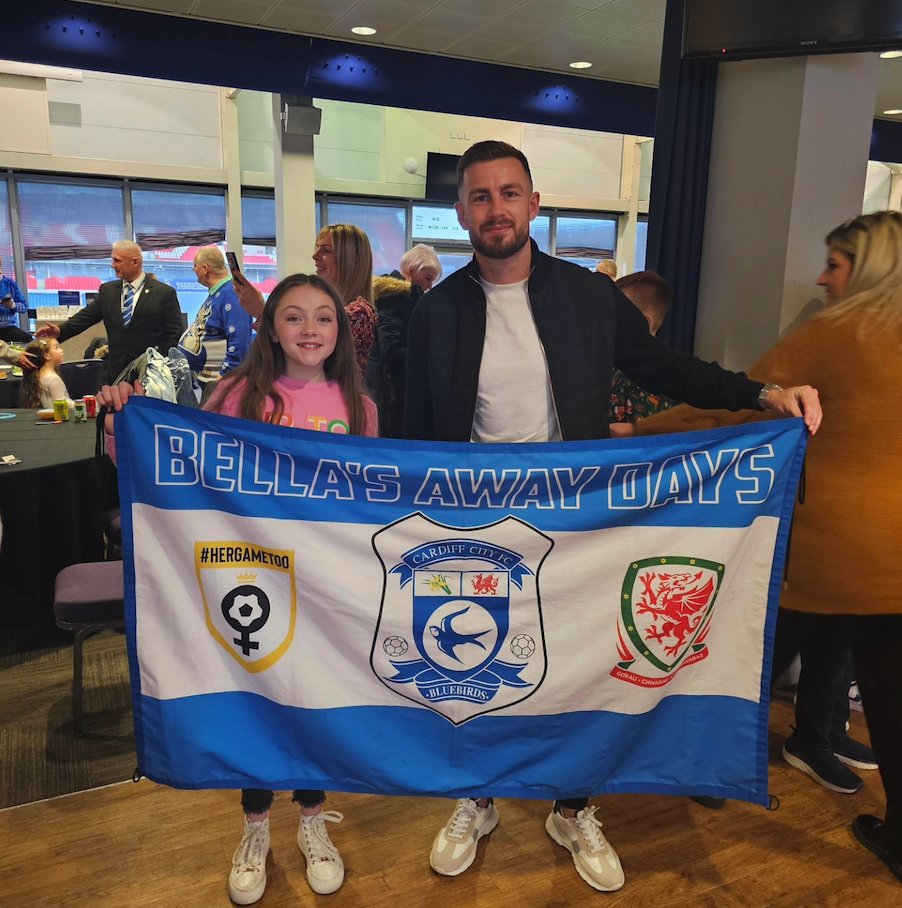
[60,1,902,117]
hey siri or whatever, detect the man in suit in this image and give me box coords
[36,240,183,380]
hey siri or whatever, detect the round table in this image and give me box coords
[0,410,110,626]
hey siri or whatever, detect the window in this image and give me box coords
[325,201,406,276]
[17,179,125,308]
[240,193,278,296]
[635,219,648,272]
[0,180,14,284]
[554,214,616,270]
[132,186,226,322]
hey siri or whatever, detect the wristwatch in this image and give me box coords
[757,383,782,410]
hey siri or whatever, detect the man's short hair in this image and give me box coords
[456,140,532,189]
[616,270,673,309]
[112,239,143,262]
[399,244,442,281]
[194,246,228,272]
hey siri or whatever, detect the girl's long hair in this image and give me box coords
[20,339,52,408]
[318,224,374,305]
[208,274,371,434]
[818,210,902,334]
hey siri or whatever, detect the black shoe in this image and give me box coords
[831,733,878,770]
[689,796,726,809]
[782,735,863,794]
[851,815,902,885]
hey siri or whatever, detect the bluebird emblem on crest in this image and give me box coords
[372,514,553,725]
[429,605,490,662]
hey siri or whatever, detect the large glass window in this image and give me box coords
[325,201,406,276]
[635,219,648,273]
[132,187,226,322]
[17,180,125,309]
[0,180,14,283]
[554,214,617,270]
[241,193,278,296]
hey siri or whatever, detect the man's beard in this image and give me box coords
[470,220,530,260]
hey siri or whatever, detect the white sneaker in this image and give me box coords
[545,806,624,892]
[430,798,499,876]
[297,810,345,894]
[228,816,270,905]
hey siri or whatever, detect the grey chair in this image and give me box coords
[53,560,125,736]
[58,359,105,400]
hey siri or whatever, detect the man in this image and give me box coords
[0,257,31,344]
[36,240,183,381]
[609,270,675,423]
[404,140,821,893]
[178,246,253,398]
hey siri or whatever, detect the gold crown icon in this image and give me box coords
[236,570,258,584]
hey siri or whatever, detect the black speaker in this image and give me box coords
[281,95,322,136]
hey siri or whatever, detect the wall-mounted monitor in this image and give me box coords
[425,152,461,203]
[683,0,902,60]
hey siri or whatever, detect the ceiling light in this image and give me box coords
[884,109,902,115]
[351,26,377,36]
[569,61,592,69]
[880,50,902,58]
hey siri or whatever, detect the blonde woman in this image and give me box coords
[635,211,902,885]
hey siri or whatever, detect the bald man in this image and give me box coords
[37,240,183,380]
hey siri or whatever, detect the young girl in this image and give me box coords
[99,274,378,905]
[20,337,74,410]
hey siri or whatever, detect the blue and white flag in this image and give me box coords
[116,397,807,806]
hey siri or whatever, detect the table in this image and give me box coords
[0,410,110,626]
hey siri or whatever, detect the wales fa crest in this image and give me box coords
[195,542,296,673]
[372,513,553,725]
[611,557,723,688]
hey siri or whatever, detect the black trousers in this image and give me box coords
[771,609,855,747]
[0,324,31,343]
[241,789,326,814]
[853,614,902,857]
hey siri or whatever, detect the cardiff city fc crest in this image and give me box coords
[611,556,724,688]
[195,541,296,673]
[372,513,553,725]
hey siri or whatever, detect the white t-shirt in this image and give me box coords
[471,277,560,443]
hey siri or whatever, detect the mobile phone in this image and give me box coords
[226,251,241,274]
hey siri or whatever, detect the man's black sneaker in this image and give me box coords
[832,733,878,770]
[689,796,726,809]
[782,735,863,793]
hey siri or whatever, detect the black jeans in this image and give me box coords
[241,789,326,814]
[771,609,855,748]
[854,614,902,857]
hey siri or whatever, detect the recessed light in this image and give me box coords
[351,26,377,36]
[569,61,592,69]
[880,50,902,58]
[884,108,902,115]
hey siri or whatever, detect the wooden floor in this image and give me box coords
[1,700,898,908]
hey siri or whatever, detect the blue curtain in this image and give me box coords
[645,0,719,354]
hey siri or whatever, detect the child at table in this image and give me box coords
[20,338,73,410]
[98,273,378,905]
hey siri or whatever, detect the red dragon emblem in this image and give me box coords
[612,557,724,687]
[637,571,715,657]
[470,573,499,596]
